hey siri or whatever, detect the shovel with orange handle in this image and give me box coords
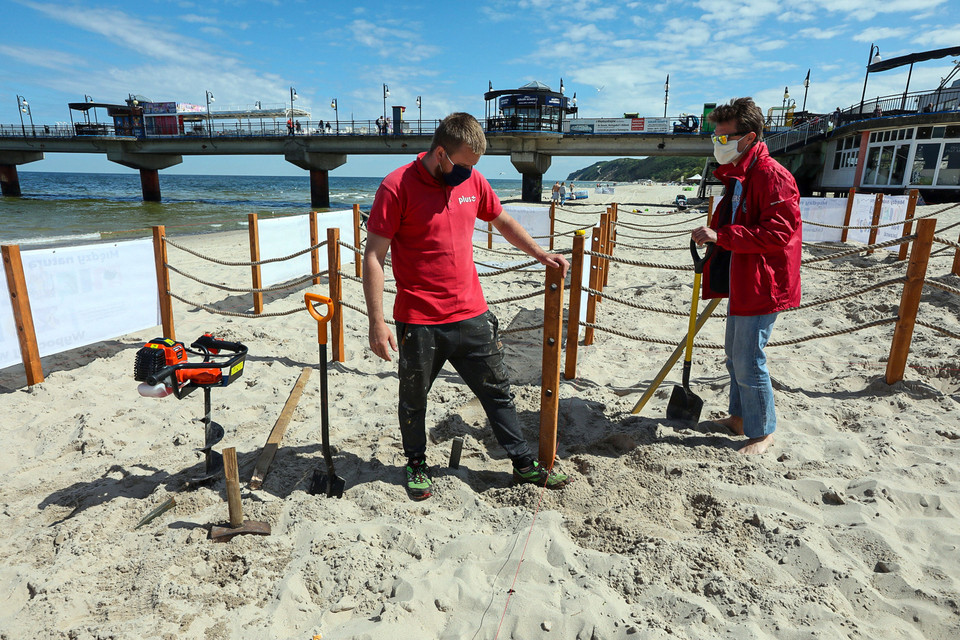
[304,293,345,498]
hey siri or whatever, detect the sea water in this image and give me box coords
[0,172,524,246]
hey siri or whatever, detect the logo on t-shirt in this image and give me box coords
[458,195,477,205]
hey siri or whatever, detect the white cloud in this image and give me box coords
[348,19,438,63]
[0,44,84,70]
[798,27,845,40]
[852,26,911,43]
[916,25,960,47]
[756,40,788,51]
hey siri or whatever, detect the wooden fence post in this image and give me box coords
[596,212,609,302]
[326,227,345,362]
[151,225,175,339]
[603,203,617,288]
[841,187,856,243]
[247,213,264,314]
[538,265,564,469]
[953,232,960,277]
[487,221,493,250]
[898,189,919,261]
[885,218,936,384]
[564,232,586,380]
[584,225,602,346]
[867,193,883,254]
[309,212,321,285]
[1,244,43,385]
[353,204,363,278]
[549,202,556,252]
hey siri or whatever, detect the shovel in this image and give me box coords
[667,240,716,423]
[304,293,345,498]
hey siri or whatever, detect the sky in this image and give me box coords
[1,0,958,180]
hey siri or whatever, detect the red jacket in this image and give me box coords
[702,141,802,316]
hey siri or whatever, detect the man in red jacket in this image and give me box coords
[691,97,802,455]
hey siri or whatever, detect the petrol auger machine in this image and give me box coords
[134,334,248,485]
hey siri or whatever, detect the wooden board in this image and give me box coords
[248,367,312,489]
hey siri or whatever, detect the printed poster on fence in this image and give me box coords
[0,258,21,369]
[473,205,551,274]
[799,197,845,244]
[21,239,160,358]
[258,210,356,286]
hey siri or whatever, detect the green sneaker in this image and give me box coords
[405,459,432,500]
[513,461,571,489]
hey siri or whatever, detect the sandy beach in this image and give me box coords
[1,182,959,640]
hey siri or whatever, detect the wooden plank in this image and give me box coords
[538,265,564,469]
[841,187,856,243]
[898,190,919,261]
[1,244,43,385]
[596,212,609,302]
[953,232,960,277]
[248,213,264,314]
[309,211,321,285]
[487,221,493,250]
[327,227,345,362]
[548,202,556,252]
[885,218,936,384]
[248,367,312,489]
[867,193,883,254]
[563,232,586,380]
[584,226,602,346]
[223,447,243,528]
[151,225,175,340]
[353,204,363,278]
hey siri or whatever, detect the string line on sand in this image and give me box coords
[166,263,328,294]
[581,316,898,348]
[164,236,327,266]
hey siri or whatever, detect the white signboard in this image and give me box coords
[0,258,21,369]
[846,193,878,245]
[259,210,356,286]
[875,195,909,252]
[21,240,159,358]
[473,205,551,245]
[798,197,846,243]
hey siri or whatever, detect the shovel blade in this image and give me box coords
[666,385,704,423]
[309,468,345,498]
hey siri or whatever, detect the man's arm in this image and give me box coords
[490,212,570,277]
[362,232,397,361]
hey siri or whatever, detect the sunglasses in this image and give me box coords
[711,132,748,145]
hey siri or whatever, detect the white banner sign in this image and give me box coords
[846,193,879,245]
[473,205,551,245]
[799,198,846,243]
[0,258,20,369]
[21,239,160,358]
[259,210,356,286]
[875,195,909,251]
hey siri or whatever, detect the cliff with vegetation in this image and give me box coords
[567,156,709,183]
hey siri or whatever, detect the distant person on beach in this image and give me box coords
[551,181,560,203]
[363,112,572,500]
[691,97,801,455]
[559,181,567,205]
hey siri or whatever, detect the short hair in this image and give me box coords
[430,112,487,155]
[709,97,764,141]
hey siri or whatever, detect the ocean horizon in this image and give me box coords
[1,171,525,247]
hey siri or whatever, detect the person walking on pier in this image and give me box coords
[691,97,802,455]
[363,112,573,500]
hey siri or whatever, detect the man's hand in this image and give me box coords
[691,226,718,247]
[539,252,570,278]
[369,320,397,362]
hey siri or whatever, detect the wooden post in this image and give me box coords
[584,226,602,346]
[603,203,617,287]
[353,204,363,278]
[487,221,493,250]
[223,447,243,528]
[1,245,43,385]
[248,213,264,314]
[538,265,564,469]
[309,212,321,285]
[327,227,345,362]
[885,218,936,384]
[898,189,919,261]
[564,232,586,380]
[596,212,609,302]
[151,226,175,339]
[841,187,856,243]
[953,232,960,277]
[706,195,715,226]
[867,193,883,254]
[549,202,556,252]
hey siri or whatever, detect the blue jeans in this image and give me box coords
[724,312,778,439]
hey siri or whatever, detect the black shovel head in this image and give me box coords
[309,468,345,498]
[666,384,704,423]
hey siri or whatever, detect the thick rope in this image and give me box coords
[933,235,960,251]
[613,228,695,241]
[583,250,693,271]
[487,289,545,306]
[500,325,541,335]
[615,215,706,231]
[925,280,960,297]
[338,240,363,255]
[915,320,960,341]
[164,236,327,267]
[801,235,915,263]
[803,260,906,273]
[339,270,398,294]
[166,263,328,293]
[339,299,397,326]
[167,291,304,318]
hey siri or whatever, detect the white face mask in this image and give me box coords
[713,138,742,165]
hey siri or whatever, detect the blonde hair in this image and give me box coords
[430,112,487,155]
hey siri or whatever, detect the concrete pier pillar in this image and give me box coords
[310,169,330,209]
[140,169,161,202]
[510,151,552,203]
[0,165,22,197]
[285,151,347,209]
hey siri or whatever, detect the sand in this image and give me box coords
[1,182,959,640]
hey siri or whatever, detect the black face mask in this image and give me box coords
[442,151,472,186]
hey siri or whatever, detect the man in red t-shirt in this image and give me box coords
[364,112,572,500]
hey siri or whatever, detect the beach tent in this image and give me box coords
[685,174,702,182]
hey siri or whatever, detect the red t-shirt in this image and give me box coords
[367,152,502,324]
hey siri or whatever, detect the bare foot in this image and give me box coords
[738,434,774,455]
[714,415,744,436]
